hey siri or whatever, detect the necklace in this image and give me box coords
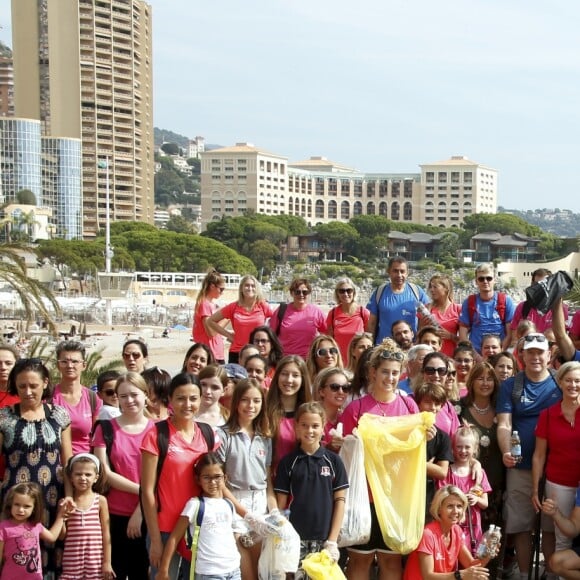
[373,397,393,417]
[472,401,491,415]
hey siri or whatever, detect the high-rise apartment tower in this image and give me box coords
[11,0,154,239]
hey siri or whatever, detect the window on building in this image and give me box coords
[391,201,400,220]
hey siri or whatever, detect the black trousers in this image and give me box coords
[110,512,149,580]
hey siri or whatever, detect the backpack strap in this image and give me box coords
[195,421,215,451]
[511,369,557,407]
[468,292,507,326]
[185,497,205,580]
[467,294,477,326]
[87,388,97,419]
[496,292,507,323]
[91,419,115,471]
[408,282,420,302]
[274,303,289,337]
[152,420,171,513]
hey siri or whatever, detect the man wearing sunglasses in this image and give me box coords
[458,263,515,354]
[496,332,561,578]
[366,256,428,345]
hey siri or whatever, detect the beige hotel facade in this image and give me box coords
[201,144,497,229]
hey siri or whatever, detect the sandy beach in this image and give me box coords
[83,324,200,375]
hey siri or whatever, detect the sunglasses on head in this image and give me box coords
[294,289,310,296]
[477,276,493,283]
[523,334,547,343]
[424,366,448,376]
[338,288,353,295]
[316,347,338,357]
[326,383,352,393]
[379,351,405,361]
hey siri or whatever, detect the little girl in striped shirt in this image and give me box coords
[60,453,113,580]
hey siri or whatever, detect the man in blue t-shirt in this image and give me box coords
[458,263,515,354]
[367,256,428,345]
[497,333,561,578]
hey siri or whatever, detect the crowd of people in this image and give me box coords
[0,260,580,580]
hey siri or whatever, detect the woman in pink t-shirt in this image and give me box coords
[326,278,370,362]
[193,269,227,363]
[208,275,274,364]
[92,372,154,580]
[269,278,327,359]
[51,341,102,455]
[341,340,419,579]
[420,274,462,357]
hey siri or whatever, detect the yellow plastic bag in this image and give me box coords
[301,550,346,580]
[357,411,434,554]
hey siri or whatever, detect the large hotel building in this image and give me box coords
[8,0,154,239]
[201,144,497,229]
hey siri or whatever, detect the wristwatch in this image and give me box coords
[454,572,461,580]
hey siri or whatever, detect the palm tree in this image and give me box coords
[0,243,60,333]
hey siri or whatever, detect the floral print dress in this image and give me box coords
[0,403,71,576]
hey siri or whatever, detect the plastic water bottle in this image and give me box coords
[417,302,439,329]
[510,431,522,463]
[476,525,502,559]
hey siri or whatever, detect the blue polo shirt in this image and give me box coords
[496,372,561,470]
[274,446,349,541]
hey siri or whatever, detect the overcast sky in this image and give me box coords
[2,0,580,211]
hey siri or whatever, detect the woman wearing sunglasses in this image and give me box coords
[122,339,148,374]
[342,339,419,579]
[306,335,345,385]
[315,367,351,452]
[416,352,460,437]
[269,278,327,359]
[326,278,370,363]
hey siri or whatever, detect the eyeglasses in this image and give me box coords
[57,359,84,366]
[102,389,117,397]
[253,338,270,345]
[477,276,493,283]
[424,366,448,376]
[316,347,338,357]
[338,288,354,295]
[379,351,405,361]
[123,352,142,360]
[201,474,224,482]
[523,334,547,343]
[293,289,310,296]
[454,358,473,364]
[327,383,352,393]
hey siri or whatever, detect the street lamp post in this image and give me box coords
[98,158,114,325]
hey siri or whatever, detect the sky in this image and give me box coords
[2,0,580,211]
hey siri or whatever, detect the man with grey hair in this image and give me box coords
[398,344,434,395]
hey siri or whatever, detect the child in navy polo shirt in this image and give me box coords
[274,401,349,578]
